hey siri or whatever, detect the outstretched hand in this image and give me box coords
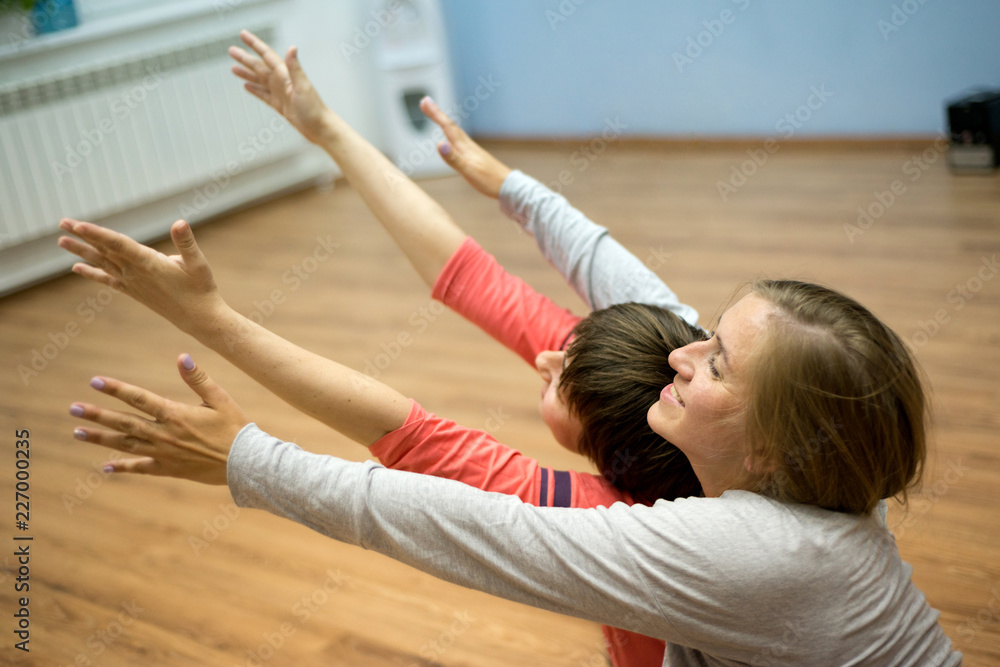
[69,355,249,485]
[57,218,226,337]
[419,96,512,199]
[229,30,331,145]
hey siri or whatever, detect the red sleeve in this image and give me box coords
[432,237,582,366]
[370,399,542,502]
[369,400,633,509]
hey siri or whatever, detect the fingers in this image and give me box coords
[57,234,106,266]
[177,354,232,410]
[228,45,267,78]
[87,374,169,422]
[230,64,259,84]
[240,29,285,70]
[418,96,453,127]
[59,218,151,267]
[58,218,127,281]
[169,220,207,270]
[243,82,272,105]
[70,262,122,290]
[70,402,153,456]
[419,96,465,142]
[72,423,150,456]
[103,457,161,476]
[70,375,168,454]
[418,97,469,168]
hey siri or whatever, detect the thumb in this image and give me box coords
[177,354,230,408]
[285,46,307,87]
[170,220,207,268]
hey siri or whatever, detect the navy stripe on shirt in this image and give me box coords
[539,468,549,507]
[553,470,572,508]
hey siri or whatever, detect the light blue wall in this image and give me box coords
[438,1,1000,138]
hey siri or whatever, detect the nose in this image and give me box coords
[669,342,699,381]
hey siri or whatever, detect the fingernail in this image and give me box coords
[70,405,84,417]
[103,465,114,473]
[182,354,195,371]
[74,429,87,440]
[90,377,105,390]
[439,143,451,156]
[423,95,434,106]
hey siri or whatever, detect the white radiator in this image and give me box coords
[0,25,305,246]
[0,12,334,295]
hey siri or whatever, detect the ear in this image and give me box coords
[744,453,778,475]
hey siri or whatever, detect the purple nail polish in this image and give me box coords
[74,429,87,440]
[440,143,452,156]
[103,465,114,473]
[90,377,105,390]
[182,354,195,371]
[70,405,84,417]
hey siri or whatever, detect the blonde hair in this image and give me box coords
[742,280,926,514]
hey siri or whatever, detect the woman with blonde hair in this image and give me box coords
[64,265,958,664]
[61,32,959,667]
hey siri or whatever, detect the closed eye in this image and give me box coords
[707,353,722,380]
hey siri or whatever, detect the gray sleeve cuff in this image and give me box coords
[498,169,538,229]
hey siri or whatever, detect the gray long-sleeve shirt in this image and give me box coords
[499,169,701,328]
[225,171,959,664]
[228,424,962,666]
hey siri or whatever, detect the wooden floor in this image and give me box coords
[2,142,999,666]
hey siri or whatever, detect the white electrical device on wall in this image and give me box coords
[369,0,457,177]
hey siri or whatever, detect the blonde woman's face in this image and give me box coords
[646,293,776,495]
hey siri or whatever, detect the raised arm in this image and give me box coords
[231,425,671,633]
[228,30,464,287]
[498,171,701,327]
[419,103,700,327]
[57,219,408,446]
[69,367,675,641]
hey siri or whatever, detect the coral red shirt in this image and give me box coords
[370,237,666,667]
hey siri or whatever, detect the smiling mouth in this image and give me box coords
[662,383,685,407]
[671,385,685,407]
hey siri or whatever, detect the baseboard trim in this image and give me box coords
[472,134,948,152]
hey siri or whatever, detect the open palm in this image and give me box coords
[228,30,330,144]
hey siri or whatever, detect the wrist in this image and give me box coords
[490,165,513,198]
[313,107,345,148]
[191,298,240,346]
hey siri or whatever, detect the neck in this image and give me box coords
[688,459,744,498]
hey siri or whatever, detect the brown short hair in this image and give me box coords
[743,280,927,514]
[560,303,705,503]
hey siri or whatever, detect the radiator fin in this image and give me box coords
[0,25,305,249]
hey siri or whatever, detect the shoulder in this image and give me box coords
[613,491,892,583]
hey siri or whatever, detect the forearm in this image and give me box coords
[499,171,701,326]
[197,304,409,445]
[316,110,466,287]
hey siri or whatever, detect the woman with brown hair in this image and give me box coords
[62,269,959,664]
[60,32,959,666]
[61,30,708,667]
